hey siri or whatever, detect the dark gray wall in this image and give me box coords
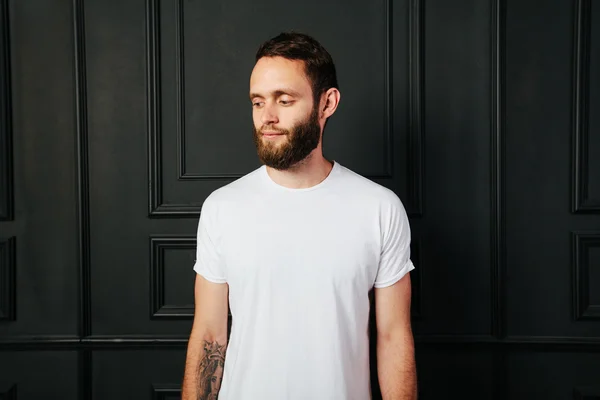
[0,0,599,398]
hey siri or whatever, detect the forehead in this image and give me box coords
[250,56,312,96]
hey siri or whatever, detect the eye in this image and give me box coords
[279,100,294,106]
[252,101,264,108]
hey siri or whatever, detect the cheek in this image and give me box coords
[252,111,262,129]
[283,107,312,126]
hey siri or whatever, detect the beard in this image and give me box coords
[253,106,321,170]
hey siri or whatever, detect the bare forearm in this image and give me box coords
[377,333,417,399]
[182,334,228,400]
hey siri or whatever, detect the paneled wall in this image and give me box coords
[0,0,599,398]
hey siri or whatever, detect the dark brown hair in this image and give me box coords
[255,31,339,105]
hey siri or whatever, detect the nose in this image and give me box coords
[260,103,279,126]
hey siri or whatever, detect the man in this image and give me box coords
[182,32,417,400]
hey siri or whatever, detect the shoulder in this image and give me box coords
[200,165,265,213]
[335,163,406,210]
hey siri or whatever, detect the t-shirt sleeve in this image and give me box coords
[193,198,227,284]
[373,193,415,289]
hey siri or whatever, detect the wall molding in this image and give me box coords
[152,384,181,400]
[572,231,600,321]
[3,335,600,351]
[73,0,92,339]
[176,0,397,182]
[146,0,166,216]
[490,0,506,340]
[149,236,195,319]
[408,0,424,217]
[382,0,394,180]
[0,237,16,321]
[146,0,250,217]
[72,1,92,398]
[0,0,13,221]
[175,0,250,182]
[572,0,598,213]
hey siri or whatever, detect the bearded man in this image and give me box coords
[182,31,417,400]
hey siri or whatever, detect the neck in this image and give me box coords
[265,145,334,189]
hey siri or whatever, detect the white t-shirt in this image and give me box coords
[193,160,414,400]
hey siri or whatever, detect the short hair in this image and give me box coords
[255,31,339,104]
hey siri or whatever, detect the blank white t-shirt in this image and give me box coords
[193,160,414,400]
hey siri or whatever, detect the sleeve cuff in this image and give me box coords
[193,262,227,284]
[373,260,415,289]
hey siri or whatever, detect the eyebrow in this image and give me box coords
[249,89,302,100]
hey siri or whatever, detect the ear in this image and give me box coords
[319,88,341,121]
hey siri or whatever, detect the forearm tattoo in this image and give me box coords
[196,340,226,400]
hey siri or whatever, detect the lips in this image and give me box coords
[261,131,283,136]
[261,131,285,138]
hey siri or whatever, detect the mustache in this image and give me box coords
[259,126,288,134]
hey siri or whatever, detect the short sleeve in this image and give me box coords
[193,198,227,284]
[373,194,415,288]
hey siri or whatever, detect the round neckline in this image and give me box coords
[262,161,340,192]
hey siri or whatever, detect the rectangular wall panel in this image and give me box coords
[572,232,600,320]
[573,0,600,212]
[149,236,196,319]
[0,0,79,338]
[505,0,600,339]
[86,0,205,336]
[0,237,15,321]
[412,0,493,336]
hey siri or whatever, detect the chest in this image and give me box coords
[221,202,380,292]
